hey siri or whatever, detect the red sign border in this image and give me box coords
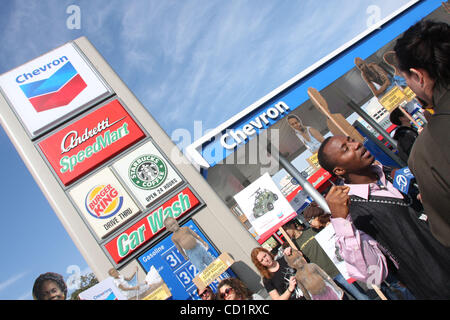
[104,187,201,264]
[37,98,146,187]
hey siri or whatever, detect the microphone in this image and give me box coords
[392,167,426,221]
[392,167,416,194]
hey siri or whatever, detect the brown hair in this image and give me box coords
[303,202,331,226]
[32,272,67,300]
[251,247,275,279]
[316,214,331,226]
[217,278,252,300]
[394,20,450,89]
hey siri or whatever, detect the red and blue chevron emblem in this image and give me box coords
[19,61,87,112]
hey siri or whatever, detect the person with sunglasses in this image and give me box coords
[196,285,216,300]
[217,278,264,300]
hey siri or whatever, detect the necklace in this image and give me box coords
[350,194,413,207]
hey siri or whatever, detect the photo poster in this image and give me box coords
[138,220,236,300]
[78,277,127,300]
[78,268,171,300]
[314,224,355,283]
[234,172,297,244]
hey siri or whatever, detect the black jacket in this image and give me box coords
[392,126,418,162]
[348,167,450,299]
[408,85,450,247]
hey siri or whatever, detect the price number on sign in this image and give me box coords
[162,248,186,270]
[175,265,196,288]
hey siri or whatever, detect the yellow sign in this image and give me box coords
[307,153,320,169]
[193,253,234,291]
[142,283,172,300]
[403,86,416,101]
[379,86,407,111]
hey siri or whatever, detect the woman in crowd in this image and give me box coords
[251,247,300,300]
[32,272,67,300]
[216,278,264,300]
[287,114,324,153]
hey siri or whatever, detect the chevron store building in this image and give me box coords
[0,0,448,301]
[186,1,447,256]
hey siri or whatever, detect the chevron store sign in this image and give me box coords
[0,42,111,138]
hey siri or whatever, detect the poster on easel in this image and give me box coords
[234,172,297,244]
[79,267,171,300]
[314,224,355,283]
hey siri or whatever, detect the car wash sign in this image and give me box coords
[38,99,145,186]
[0,43,111,138]
[104,187,200,263]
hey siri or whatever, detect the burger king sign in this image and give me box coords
[85,184,123,220]
[69,167,141,239]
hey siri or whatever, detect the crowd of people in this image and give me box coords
[246,19,449,301]
[228,18,450,301]
[32,19,449,301]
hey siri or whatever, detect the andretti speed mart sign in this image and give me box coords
[38,99,146,186]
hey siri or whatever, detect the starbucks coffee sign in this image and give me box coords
[112,141,183,208]
[129,154,168,190]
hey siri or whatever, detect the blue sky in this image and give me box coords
[0,0,411,299]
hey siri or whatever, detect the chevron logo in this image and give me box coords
[19,61,87,112]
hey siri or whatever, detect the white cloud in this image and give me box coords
[0,0,413,135]
[0,271,28,293]
[17,291,33,300]
[0,0,414,300]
